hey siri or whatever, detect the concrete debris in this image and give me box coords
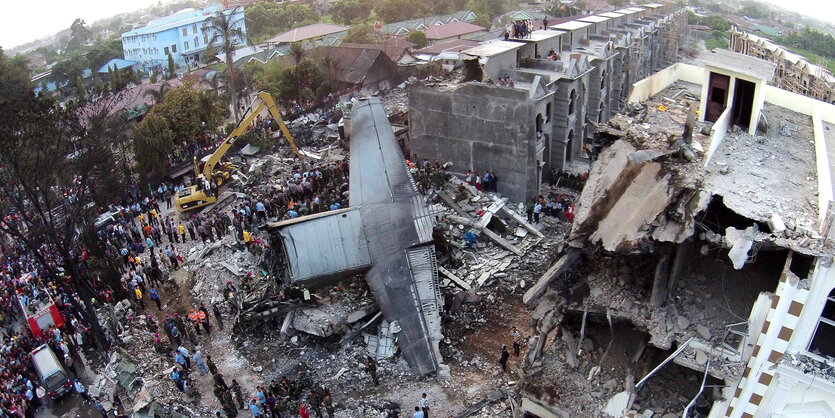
[604,391,631,417]
[725,226,756,269]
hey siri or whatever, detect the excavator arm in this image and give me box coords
[201,91,304,180]
[256,91,303,159]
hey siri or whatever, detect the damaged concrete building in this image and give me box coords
[517,45,835,416]
[408,3,687,202]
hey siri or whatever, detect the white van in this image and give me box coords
[31,344,72,399]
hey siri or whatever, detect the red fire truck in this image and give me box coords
[17,290,64,339]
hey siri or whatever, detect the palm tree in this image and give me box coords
[207,6,247,121]
[289,42,306,65]
[143,82,170,105]
[322,55,339,81]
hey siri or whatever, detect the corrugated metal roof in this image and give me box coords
[422,21,485,40]
[276,208,372,284]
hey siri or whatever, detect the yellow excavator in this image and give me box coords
[174,91,303,212]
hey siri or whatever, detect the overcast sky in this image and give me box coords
[0,0,832,50]
[0,0,161,49]
[757,0,835,23]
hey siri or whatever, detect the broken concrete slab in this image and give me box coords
[726,226,756,269]
[493,195,545,239]
[604,391,630,417]
[523,249,582,307]
[439,266,472,290]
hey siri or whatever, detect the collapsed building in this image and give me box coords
[408,3,687,202]
[515,45,835,416]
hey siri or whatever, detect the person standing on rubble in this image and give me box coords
[199,303,213,333]
[365,355,379,386]
[419,393,430,418]
[231,379,245,409]
[526,201,535,223]
[214,372,230,391]
[499,345,510,372]
[307,389,322,418]
[533,199,543,224]
[249,399,263,417]
[174,350,189,371]
[74,378,91,404]
[213,303,224,330]
[189,309,203,336]
[223,388,239,417]
[207,354,219,375]
[322,392,335,418]
[298,403,310,418]
[193,349,208,376]
[177,345,192,370]
[511,327,523,356]
[413,406,425,418]
[149,288,162,310]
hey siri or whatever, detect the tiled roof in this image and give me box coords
[266,23,348,43]
[423,21,485,40]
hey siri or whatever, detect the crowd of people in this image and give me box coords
[0,233,117,415]
[464,169,499,192]
[526,194,576,225]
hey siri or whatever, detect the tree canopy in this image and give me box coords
[408,31,428,48]
[777,27,835,59]
[244,3,319,41]
[342,25,375,44]
[329,0,372,25]
[66,18,93,52]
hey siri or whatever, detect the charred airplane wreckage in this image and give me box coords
[261,98,444,374]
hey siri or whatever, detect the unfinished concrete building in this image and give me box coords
[517,48,835,416]
[408,3,687,202]
[729,28,835,104]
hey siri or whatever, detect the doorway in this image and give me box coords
[731,78,756,130]
[706,72,730,122]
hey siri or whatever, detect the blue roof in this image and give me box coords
[98,59,138,74]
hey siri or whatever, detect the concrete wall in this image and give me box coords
[587,55,615,135]
[408,83,545,201]
[481,50,518,81]
[550,75,588,171]
[627,62,703,103]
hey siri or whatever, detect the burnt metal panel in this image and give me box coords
[276,208,372,285]
[349,98,441,374]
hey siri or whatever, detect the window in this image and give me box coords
[204,34,209,45]
[600,70,606,90]
[568,89,576,115]
[182,28,188,36]
[546,102,552,123]
[184,41,189,50]
[194,37,199,47]
[193,24,197,34]
[172,44,177,53]
[809,289,835,359]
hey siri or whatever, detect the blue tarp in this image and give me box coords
[97,58,138,74]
